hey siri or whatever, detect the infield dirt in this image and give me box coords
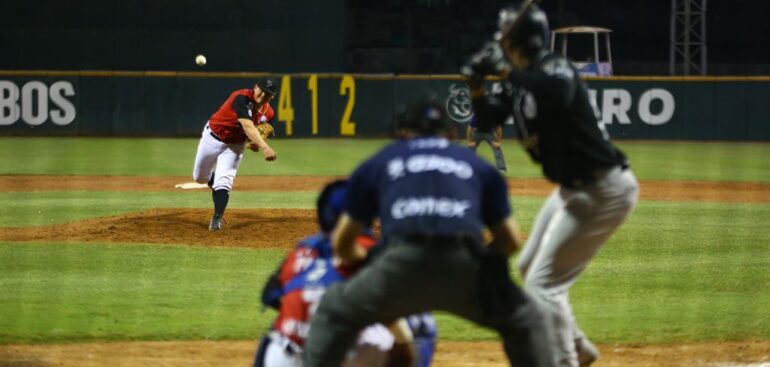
[1,340,769,367]
[0,175,769,203]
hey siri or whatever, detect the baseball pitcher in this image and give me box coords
[191,77,278,230]
[463,3,639,366]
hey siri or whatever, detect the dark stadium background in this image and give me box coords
[1,0,768,75]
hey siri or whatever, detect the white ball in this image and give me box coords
[195,54,207,66]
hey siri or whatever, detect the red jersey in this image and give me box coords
[208,89,275,144]
[272,233,377,347]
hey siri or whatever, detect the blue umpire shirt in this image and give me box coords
[345,136,511,241]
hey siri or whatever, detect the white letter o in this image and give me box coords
[21,81,48,126]
[638,88,675,126]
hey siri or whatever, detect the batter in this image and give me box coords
[464,4,639,366]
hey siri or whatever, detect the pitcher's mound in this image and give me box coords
[0,208,317,248]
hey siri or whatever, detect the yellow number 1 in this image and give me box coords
[308,75,319,135]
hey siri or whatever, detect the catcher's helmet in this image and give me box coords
[495,2,549,57]
[394,98,452,136]
[317,180,348,233]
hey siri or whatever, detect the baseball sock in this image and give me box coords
[213,189,230,216]
[207,172,215,188]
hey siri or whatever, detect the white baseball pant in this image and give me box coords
[263,325,394,367]
[192,122,245,192]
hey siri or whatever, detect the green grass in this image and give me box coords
[0,243,285,343]
[0,138,387,177]
[616,141,770,182]
[573,201,770,343]
[0,191,539,227]
[1,191,318,227]
[1,137,769,181]
[2,199,769,344]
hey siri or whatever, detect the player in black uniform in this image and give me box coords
[302,99,557,367]
[463,4,640,367]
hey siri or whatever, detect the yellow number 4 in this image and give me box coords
[277,75,294,136]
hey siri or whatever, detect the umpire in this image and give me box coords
[463,4,639,366]
[302,99,556,367]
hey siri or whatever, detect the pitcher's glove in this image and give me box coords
[247,123,275,152]
[461,41,509,88]
[257,122,275,141]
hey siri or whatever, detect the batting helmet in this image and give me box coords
[317,180,348,233]
[394,98,453,137]
[495,2,550,57]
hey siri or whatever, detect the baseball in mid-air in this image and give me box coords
[195,54,207,66]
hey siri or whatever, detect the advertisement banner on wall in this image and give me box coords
[1,73,769,141]
[0,78,79,134]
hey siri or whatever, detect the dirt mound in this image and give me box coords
[0,208,316,248]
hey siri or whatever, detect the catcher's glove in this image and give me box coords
[247,123,275,152]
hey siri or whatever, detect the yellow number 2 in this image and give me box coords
[339,75,356,136]
[277,75,294,136]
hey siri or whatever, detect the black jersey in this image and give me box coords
[472,51,626,187]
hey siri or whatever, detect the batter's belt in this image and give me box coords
[562,164,629,189]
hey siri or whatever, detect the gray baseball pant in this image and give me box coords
[303,236,557,367]
[518,166,639,367]
[471,131,507,172]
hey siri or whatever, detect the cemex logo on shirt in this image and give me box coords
[391,197,471,220]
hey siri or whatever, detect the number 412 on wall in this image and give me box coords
[276,75,356,136]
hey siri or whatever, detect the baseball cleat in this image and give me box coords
[209,214,224,231]
[576,337,599,366]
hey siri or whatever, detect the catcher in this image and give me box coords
[253,180,421,367]
[191,78,278,231]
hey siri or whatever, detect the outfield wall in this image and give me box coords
[1,72,769,141]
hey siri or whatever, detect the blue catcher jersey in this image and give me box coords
[282,235,345,294]
[345,137,510,240]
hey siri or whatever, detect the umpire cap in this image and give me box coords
[394,98,453,136]
[256,77,278,96]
